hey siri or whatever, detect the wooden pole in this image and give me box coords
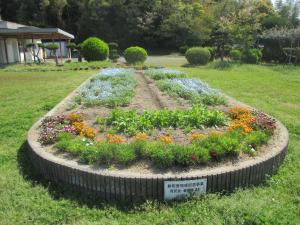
[32,37,36,62]
[59,39,63,64]
[17,40,22,63]
[23,39,27,64]
[3,39,9,64]
[68,39,71,59]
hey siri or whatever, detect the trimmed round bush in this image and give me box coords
[242,49,262,64]
[230,49,242,61]
[185,47,211,65]
[81,37,109,62]
[124,46,148,64]
[66,43,77,49]
[45,43,59,50]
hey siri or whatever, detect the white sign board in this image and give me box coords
[164,178,207,200]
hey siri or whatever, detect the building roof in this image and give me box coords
[0,20,74,40]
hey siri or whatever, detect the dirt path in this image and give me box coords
[129,72,164,111]
[129,71,190,112]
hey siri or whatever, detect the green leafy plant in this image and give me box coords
[230,49,242,61]
[124,46,148,64]
[185,47,211,65]
[103,106,227,136]
[81,37,109,62]
[242,49,262,64]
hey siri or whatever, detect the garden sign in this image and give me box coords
[164,178,207,200]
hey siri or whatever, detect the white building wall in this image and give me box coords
[0,38,44,64]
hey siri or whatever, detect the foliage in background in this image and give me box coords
[241,48,263,64]
[2,0,297,52]
[230,49,242,61]
[185,47,211,65]
[81,37,109,62]
[108,42,120,62]
[124,46,148,65]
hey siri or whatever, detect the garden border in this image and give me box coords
[26,72,289,201]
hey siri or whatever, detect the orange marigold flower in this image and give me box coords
[107,134,126,144]
[134,132,149,141]
[159,135,173,144]
[67,113,83,124]
[80,127,96,140]
[72,121,85,134]
[190,133,206,143]
[228,107,251,120]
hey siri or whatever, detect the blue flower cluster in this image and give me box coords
[171,78,216,95]
[144,68,185,80]
[94,68,134,79]
[78,68,137,107]
[157,76,226,105]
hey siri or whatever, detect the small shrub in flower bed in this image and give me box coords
[77,68,137,107]
[144,68,186,80]
[157,78,226,105]
[100,106,227,136]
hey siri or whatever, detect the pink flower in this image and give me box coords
[191,154,197,161]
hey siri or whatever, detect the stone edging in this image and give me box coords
[26,72,289,201]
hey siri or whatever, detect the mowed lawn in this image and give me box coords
[0,64,299,225]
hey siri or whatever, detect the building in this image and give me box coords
[0,18,74,65]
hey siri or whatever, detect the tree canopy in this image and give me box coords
[0,0,299,50]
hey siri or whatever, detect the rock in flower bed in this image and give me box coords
[76,68,137,107]
[157,77,226,105]
[144,68,186,80]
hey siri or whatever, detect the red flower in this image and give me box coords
[191,154,197,161]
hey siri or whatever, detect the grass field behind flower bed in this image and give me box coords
[0,63,299,224]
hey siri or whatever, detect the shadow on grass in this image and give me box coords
[17,141,159,211]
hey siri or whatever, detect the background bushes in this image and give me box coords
[230,49,242,61]
[242,49,262,64]
[124,46,148,64]
[81,37,109,62]
[185,47,211,65]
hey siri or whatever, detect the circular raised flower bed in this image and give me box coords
[27,68,288,201]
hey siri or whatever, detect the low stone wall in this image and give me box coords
[26,74,289,201]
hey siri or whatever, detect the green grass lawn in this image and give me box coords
[0,64,299,225]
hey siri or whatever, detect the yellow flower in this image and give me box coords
[72,121,85,134]
[134,132,149,141]
[190,133,206,143]
[159,135,173,144]
[67,113,83,124]
[80,127,96,140]
[107,134,126,144]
